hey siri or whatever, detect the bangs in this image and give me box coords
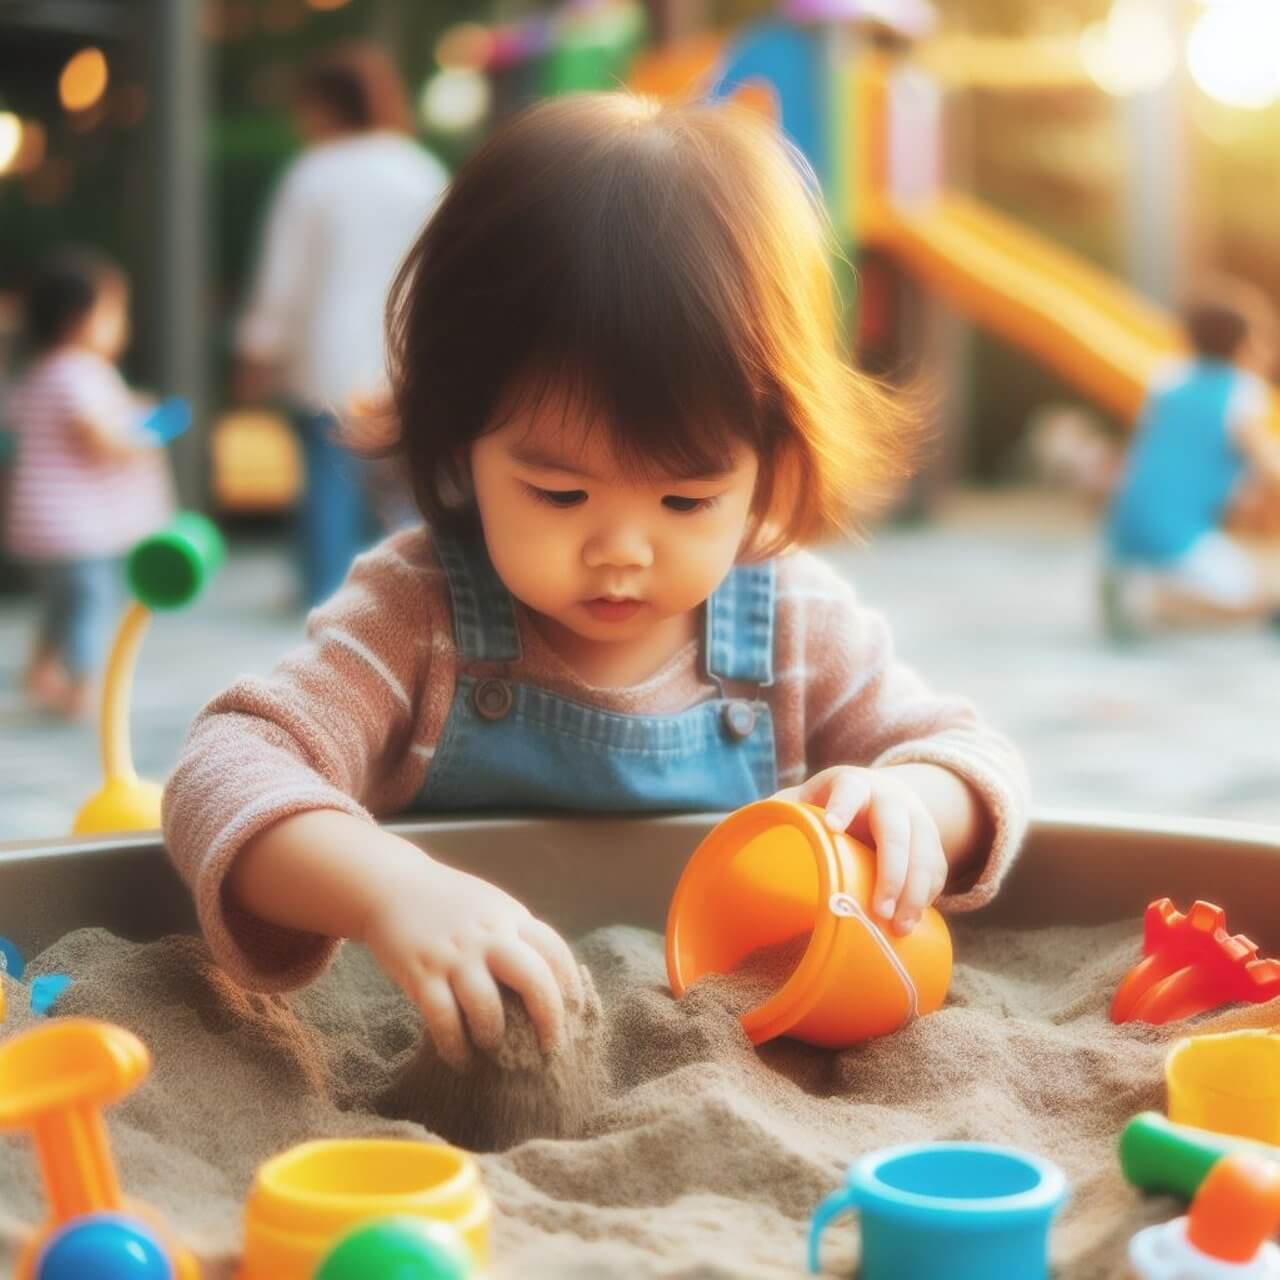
[493,245,776,485]
[428,92,787,482]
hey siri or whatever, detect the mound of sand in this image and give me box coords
[2,919,1274,1278]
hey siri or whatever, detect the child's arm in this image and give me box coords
[226,809,581,1068]
[163,534,579,1064]
[70,410,152,461]
[777,555,1029,932]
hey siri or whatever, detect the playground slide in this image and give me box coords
[867,194,1183,424]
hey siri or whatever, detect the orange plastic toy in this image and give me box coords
[666,799,953,1048]
[1130,1153,1280,1277]
[1111,899,1280,1026]
[0,1019,199,1279]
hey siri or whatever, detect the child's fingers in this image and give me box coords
[821,770,871,833]
[892,818,945,936]
[487,938,567,1055]
[450,962,507,1053]
[774,766,836,808]
[519,917,584,1009]
[410,972,470,1071]
[868,797,912,921]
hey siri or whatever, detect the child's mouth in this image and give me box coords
[583,597,643,623]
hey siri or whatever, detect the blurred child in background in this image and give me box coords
[1102,278,1280,639]
[4,249,174,720]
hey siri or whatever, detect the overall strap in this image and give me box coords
[433,529,523,663]
[704,560,775,685]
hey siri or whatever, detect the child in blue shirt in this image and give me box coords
[1104,279,1280,638]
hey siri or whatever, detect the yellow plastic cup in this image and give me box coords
[1167,1031,1280,1145]
[238,1139,490,1280]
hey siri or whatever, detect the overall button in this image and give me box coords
[474,678,513,721]
[722,700,757,741]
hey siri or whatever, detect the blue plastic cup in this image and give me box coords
[808,1143,1068,1280]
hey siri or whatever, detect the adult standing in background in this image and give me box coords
[235,42,448,608]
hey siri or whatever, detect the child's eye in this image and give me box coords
[663,495,718,513]
[526,484,587,508]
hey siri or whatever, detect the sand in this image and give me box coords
[379,967,608,1153]
[3,919,1277,1278]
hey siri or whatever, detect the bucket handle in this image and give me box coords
[808,1184,856,1274]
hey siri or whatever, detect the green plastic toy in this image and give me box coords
[313,1218,472,1280]
[73,513,226,835]
[1120,1111,1280,1200]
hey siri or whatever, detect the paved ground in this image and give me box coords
[2,489,1277,843]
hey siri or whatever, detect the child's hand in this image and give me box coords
[361,858,584,1070]
[775,765,948,937]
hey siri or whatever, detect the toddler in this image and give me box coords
[5,249,174,719]
[1104,278,1280,637]
[164,95,1028,1067]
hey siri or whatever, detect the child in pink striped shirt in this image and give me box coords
[164,95,1028,1068]
[5,249,173,719]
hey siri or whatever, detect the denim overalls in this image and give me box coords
[414,534,778,812]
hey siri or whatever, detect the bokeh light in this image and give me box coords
[1187,0,1280,110]
[0,113,22,175]
[419,69,491,134]
[12,120,47,174]
[1079,0,1178,97]
[59,47,110,113]
[306,0,352,10]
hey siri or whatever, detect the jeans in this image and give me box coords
[30,558,119,677]
[293,408,381,609]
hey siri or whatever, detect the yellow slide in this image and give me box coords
[865,195,1183,424]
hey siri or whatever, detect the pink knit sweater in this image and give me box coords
[163,527,1030,991]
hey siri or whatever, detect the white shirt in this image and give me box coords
[236,131,449,410]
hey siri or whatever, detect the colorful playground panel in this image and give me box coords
[631,15,1280,435]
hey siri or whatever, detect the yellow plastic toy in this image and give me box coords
[73,513,225,835]
[238,1139,491,1280]
[0,1019,200,1279]
[666,799,953,1048]
[1166,1031,1280,1146]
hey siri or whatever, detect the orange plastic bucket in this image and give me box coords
[666,800,953,1047]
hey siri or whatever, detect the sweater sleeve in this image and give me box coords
[791,555,1030,913]
[161,534,436,990]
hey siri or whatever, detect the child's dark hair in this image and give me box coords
[1183,276,1276,362]
[382,93,915,553]
[295,42,412,134]
[24,248,123,353]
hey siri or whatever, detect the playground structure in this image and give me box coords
[628,0,1277,440]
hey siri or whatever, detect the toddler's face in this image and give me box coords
[471,391,759,651]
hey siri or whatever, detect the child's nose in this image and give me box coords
[583,524,654,570]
